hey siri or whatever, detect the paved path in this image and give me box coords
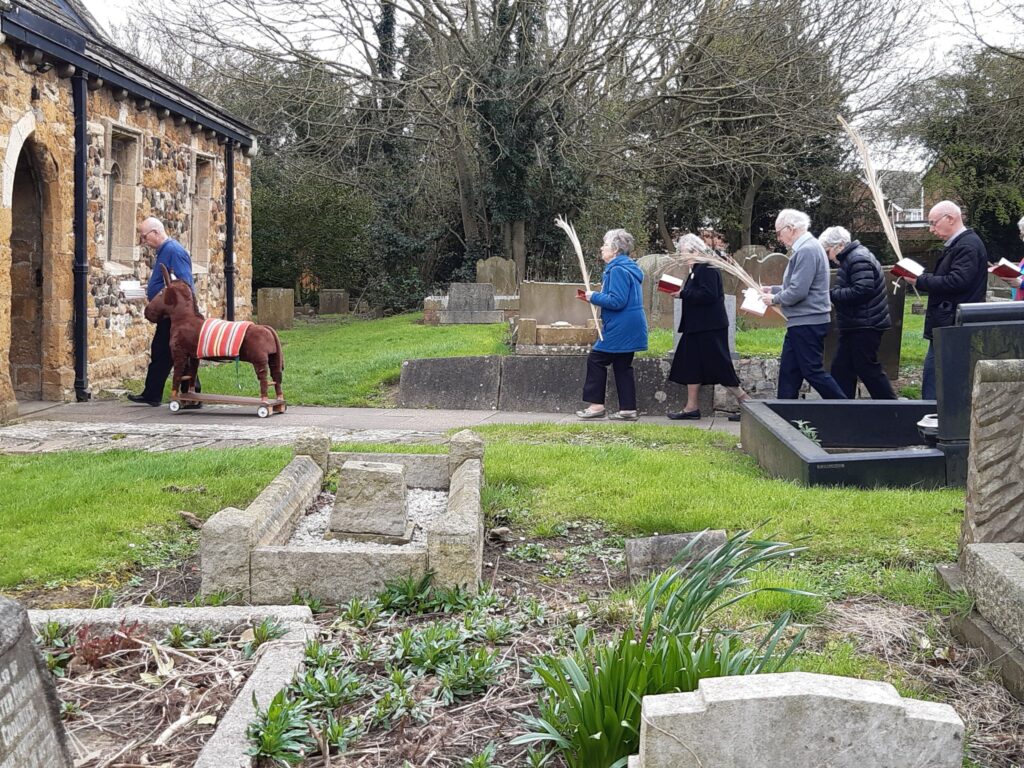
[1,399,740,453]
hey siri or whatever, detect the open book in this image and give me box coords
[739,287,768,317]
[989,258,1023,279]
[891,258,924,280]
[657,274,684,294]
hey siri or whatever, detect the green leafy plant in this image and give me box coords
[434,647,507,705]
[246,689,314,766]
[337,596,381,627]
[90,588,116,609]
[507,542,549,562]
[242,618,287,659]
[323,712,365,753]
[291,590,326,614]
[513,531,810,768]
[791,419,822,446]
[293,667,363,709]
[462,741,499,767]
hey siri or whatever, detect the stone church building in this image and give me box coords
[0,0,257,423]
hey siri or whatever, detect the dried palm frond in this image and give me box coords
[837,115,917,297]
[554,216,603,340]
[666,242,786,319]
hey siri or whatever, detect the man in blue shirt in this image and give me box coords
[127,217,201,406]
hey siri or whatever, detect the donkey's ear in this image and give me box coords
[160,264,172,287]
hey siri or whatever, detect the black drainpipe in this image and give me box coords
[72,72,90,401]
[224,141,235,321]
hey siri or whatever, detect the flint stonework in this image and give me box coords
[0,597,73,768]
[330,460,409,538]
[962,359,1024,548]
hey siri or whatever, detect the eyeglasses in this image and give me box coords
[139,229,158,239]
[775,225,792,236]
[927,213,950,227]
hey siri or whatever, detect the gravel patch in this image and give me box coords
[288,489,447,549]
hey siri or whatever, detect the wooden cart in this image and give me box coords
[169,377,286,418]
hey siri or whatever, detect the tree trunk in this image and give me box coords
[454,140,480,249]
[741,173,763,247]
[512,220,526,282]
[502,221,512,260]
[656,200,674,252]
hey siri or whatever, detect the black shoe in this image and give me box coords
[667,410,701,420]
[127,394,161,406]
[728,413,741,422]
[181,402,203,410]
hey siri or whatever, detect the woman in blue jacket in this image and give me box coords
[576,229,648,421]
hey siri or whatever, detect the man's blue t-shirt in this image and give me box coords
[146,239,195,300]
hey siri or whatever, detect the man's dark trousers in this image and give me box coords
[830,329,896,399]
[582,350,637,410]
[139,318,200,401]
[777,323,847,399]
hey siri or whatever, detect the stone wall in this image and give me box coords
[0,44,253,419]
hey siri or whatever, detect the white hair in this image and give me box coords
[775,209,811,232]
[603,229,635,255]
[1018,215,1024,232]
[818,226,851,250]
[677,233,713,255]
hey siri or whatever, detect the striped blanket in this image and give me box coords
[196,318,253,359]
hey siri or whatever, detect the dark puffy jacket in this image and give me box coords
[916,228,988,340]
[830,241,891,332]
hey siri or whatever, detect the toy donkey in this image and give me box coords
[144,264,284,403]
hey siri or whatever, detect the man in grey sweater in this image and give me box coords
[761,209,847,399]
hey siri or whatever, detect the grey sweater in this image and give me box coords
[770,232,833,327]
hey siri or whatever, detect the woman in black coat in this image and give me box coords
[667,234,749,420]
[819,226,896,399]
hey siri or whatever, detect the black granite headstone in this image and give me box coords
[0,597,73,768]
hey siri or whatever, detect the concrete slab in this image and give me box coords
[961,543,1024,649]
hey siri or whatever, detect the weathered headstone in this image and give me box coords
[0,597,73,768]
[519,281,598,326]
[329,461,411,542]
[318,289,349,315]
[476,256,518,296]
[625,530,727,580]
[634,672,963,768]
[256,287,294,330]
[439,283,503,324]
[672,295,736,357]
[962,359,1024,548]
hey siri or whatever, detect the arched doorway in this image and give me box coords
[9,145,44,402]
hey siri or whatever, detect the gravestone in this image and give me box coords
[637,253,686,330]
[625,530,727,580]
[960,543,1024,652]
[0,597,73,768]
[318,289,349,315]
[329,461,412,543]
[632,672,963,768]
[256,288,294,330]
[476,256,518,296]
[962,359,1024,548]
[438,283,503,324]
[823,268,906,382]
[519,281,597,326]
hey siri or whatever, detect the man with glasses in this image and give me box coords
[903,200,987,400]
[127,217,201,406]
[760,209,847,400]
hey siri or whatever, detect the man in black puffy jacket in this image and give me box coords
[904,201,988,399]
[819,227,897,399]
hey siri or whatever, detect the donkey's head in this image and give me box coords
[144,264,197,323]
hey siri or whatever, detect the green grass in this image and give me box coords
[153,313,510,407]
[472,424,962,562]
[0,448,290,587]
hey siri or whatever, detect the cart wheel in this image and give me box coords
[257,405,270,419]
[169,400,181,413]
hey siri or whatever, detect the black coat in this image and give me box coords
[677,263,728,333]
[916,229,988,339]
[830,241,891,332]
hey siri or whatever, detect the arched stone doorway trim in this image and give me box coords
[2,111,38,209]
